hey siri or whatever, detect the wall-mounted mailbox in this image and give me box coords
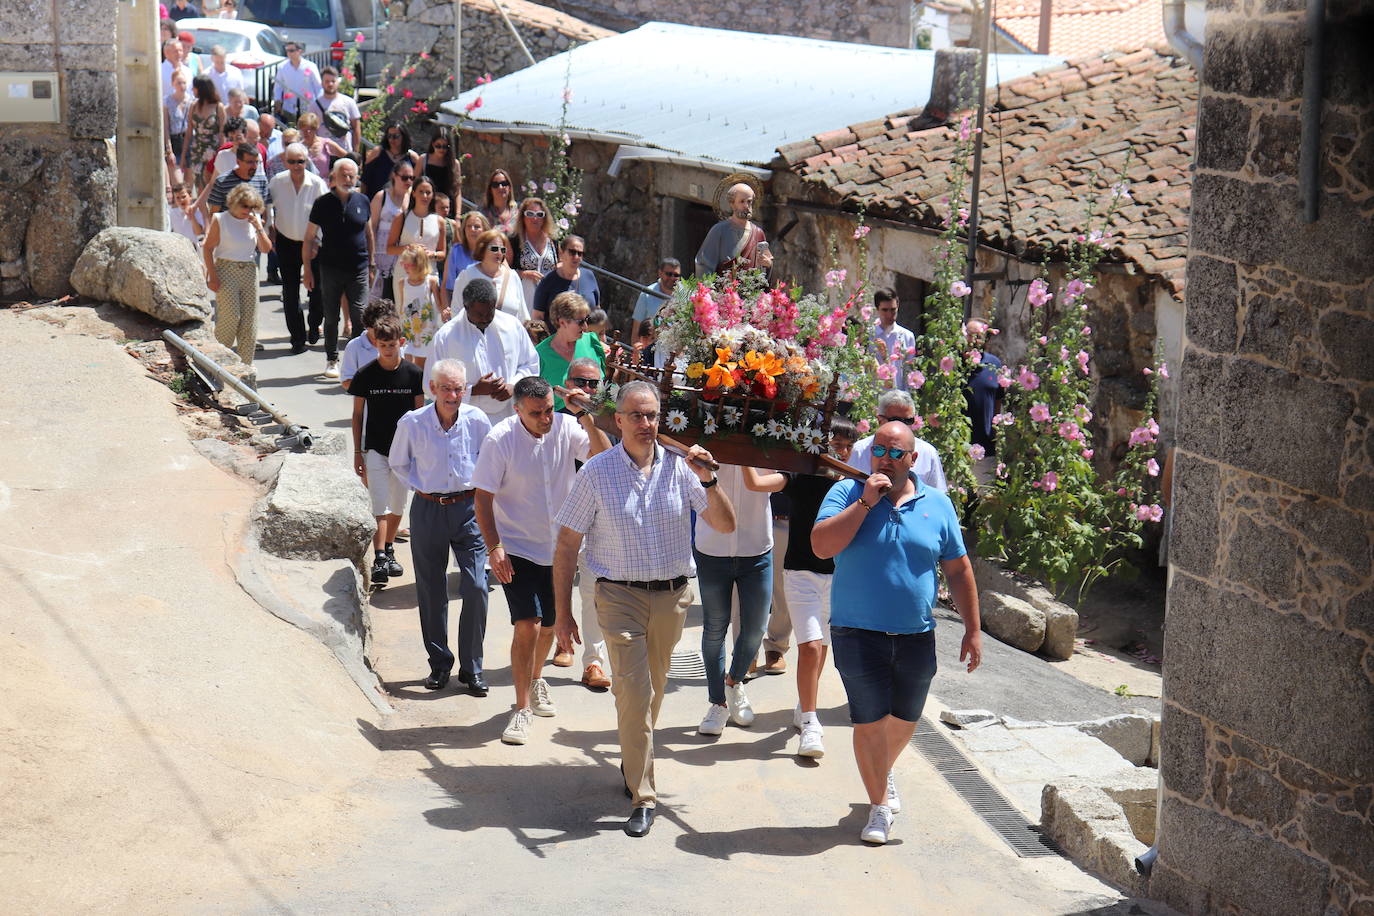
[0,73,61,123]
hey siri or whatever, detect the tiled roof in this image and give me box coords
[996,0,1167,59]
[775,47,1196,296]
[468,0,614,42]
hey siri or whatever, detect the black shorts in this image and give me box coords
[502,555,555,627]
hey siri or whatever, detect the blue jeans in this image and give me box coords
[694,550,772,706]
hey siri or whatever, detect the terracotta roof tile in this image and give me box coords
[996,0,1167,59]
[780,48,1197,297]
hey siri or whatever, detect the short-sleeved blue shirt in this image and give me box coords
[816,474,966,634]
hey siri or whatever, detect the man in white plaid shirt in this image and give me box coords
[553,380,735,838]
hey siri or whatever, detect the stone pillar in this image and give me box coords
[0,0,119,298]
[1154,1,1374,914]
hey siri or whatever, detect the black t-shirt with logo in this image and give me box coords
[350,359,423,455]
[783,473,840,575]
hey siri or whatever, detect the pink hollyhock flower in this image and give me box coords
[861,305,873,321]
[562,88,573,103]
[856,419,871,434]
[1074,404,1092,423]
[1077,350,1090,373]
[969,444,986,461]
[949,280,971,298]
[911,414,926,430]
[1058,421,1082,441]
[876,363,894,381]
[1060,346,1070,361]
[889,348,904,362]
[1117,487,1128,497]
[925,414,940,428]
[1159,362,1170,379]
[1128,427,1153,447]
[543,180,557,193]
[824,269,847,287]
[992,412,1012,426]
[419,51,429,59]
[1111,181,1131,201]
[967,350,983,365]
[1038,335,1048,345]
[1027,278,1052,308]
[1083,326,1092,336]
[1041,471,1059,492]
[1063,278,1089,304]
[1147,458,1160,476]
[853,225,871,239]
[1148,418,1160,436]
[1017,367,1040,391]
[1136,504,1152,522]
[1148,504,1164,522]
[940,355,955,374]
[1030,403,1051,423]
[386,86,395,95]
[998,374,1012,388]
[907,369,925,389]
[1081,448,1094,459]
[1143,367,1153,376]
[556,217,570,230]
[996,462,1007,478]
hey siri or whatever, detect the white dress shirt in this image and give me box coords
[388,402,492,494]
[207,64,243,104]
[556,444,709,581]
[453,262,530,322]
[269,168,327,242]
[272,59,323,116]
[693,464,772,557]
[428,309,540,421]
[471,413,590,566]
[873,321,917,389]
[850,434,948,492]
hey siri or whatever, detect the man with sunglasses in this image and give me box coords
[630,257,682,344]
[272,43,323,126]
[812,420,982,846]
[553,381,734,837]
[849,389,947,490]
[269,142,328,353]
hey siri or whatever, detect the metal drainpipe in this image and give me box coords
[1300,0,1325,222]
[1161,0,1204,70]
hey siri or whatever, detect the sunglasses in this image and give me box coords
[386,132,402,139]
[491,180,511,187]
[433,143,448,149]
[566,249,584,257]
[523,210,546,219]
[396,174,414,182]
[488,245,508,253]
[662,271,681,278]
[285,158,306,165]
[569,377,599,389]
[870,445,909,460]
[565,317,589,326]
[878,414,916,426]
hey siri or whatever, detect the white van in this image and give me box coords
[239,0,386,61]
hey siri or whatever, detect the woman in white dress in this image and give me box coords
[368,160,412,297]
[452,227,528,322]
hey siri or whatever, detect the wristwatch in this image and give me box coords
[702,476,718,489]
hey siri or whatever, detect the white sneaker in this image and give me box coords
[698,704,728,736]
[886,772,902,814]
[531,678,556,717]
[861,804,894,845]
[502,707,534,745]
[725,682,754,726]
[323,359,340,379]
[797,722,825,758]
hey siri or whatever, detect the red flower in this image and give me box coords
[751,377,777,400]
[419,51,429,59]
[403,89,413,98]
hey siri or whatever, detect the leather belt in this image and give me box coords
[598,575,689,592]
[416,489,475,505]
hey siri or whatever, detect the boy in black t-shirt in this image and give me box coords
[350,313,425,586]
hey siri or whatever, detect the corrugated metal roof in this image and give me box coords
[440,22,1062,167]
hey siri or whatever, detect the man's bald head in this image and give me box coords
[875,420,917,451]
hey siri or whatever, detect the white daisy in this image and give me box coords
[805,431,823,454]
[723,407,741,428]
[666,409,689,432]
[766,419,783,438]
[752,423,769,437]
[703,416,719,435]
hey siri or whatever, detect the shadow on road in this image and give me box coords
[673,803,878,859]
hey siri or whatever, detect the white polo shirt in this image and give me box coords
[471,412,590,566]
[269,168,327,242]
[693,463,772,558]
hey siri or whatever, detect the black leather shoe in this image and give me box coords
[624,806,654,837]
[289,343,307,355]
[619,763,632,799]
[466,673,489,697]
[307,327,321,344]
[424,670,450,690]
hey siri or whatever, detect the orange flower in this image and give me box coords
[705,348,738,389]
[743,349,785,380]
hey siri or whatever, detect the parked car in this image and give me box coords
[179,17,288,74]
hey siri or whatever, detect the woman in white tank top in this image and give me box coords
[202,184,272,364]
[369,163,412,296]
[387,175,446,280]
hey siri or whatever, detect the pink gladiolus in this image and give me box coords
[1030,403,1051,423]
[853,225,871,239]
[1148,504,1164,522]
[861,305,873,321]
[1028,278,1052,307]
[1041,471,1059,492]
[940,355,955,374]
[907,369,925,389]
[949,280,971,298]
[1136,504,1152,522]
[1147,458,1160,476]
[856,419,871,434]
[969,444,986,461]
[1082,448,1094,459]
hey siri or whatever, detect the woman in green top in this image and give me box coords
[537,291,606,410]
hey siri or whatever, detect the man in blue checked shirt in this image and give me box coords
[389,358,494,696]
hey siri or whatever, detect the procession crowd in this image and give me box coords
[158,39,991,841]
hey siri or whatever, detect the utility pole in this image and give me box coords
[962,0,992,319]
[453,0,462,92]
[116,0,166,230]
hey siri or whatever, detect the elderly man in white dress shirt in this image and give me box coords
[553,381,735,838]
[268,142,326,353]
[388,359,494,695]
[849,389,947,491]
[473,375,611,746]
[428,277,539,424]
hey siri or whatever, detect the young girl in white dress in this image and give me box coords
[392,243,446,373]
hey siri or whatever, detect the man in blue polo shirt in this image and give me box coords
[812,420,982,846]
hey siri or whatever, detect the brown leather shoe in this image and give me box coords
[551,649,574,667]
[582,663,611,689]
[763,651,787,675]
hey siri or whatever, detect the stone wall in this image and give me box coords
[0,0,119,298]
[1153,1,1374,914]
[382,0,612,103]
[549,0,914,49]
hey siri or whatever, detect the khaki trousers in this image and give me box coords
[762,518,793,655]
[595,580,690,808]
[213,258,259,364]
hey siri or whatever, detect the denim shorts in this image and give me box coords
[831,626,937,724]
[502,555,555,627]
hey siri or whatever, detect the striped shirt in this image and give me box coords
[207,168,272,216]
[555,443,708,581]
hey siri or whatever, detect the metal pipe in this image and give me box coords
[1300,0,1325,222]
[1037,0,1053,54]
[490,0,538,67]
[963,0,994,319]
[1161,0,1204,70]
[161,330,313,449]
